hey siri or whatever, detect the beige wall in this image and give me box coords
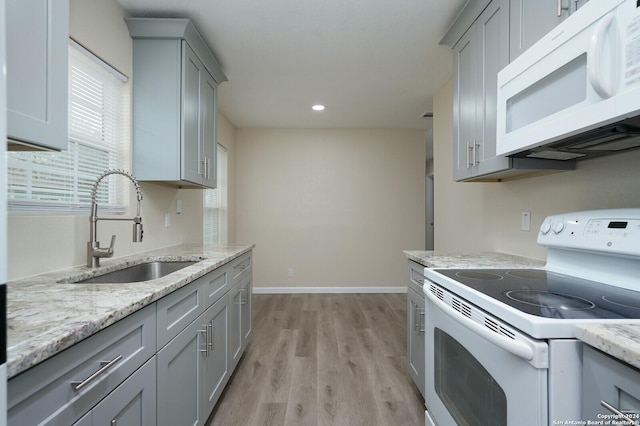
[7,0,228,280]
[433,77,640,260]
[236,128,425,289]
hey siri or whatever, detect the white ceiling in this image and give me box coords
[115,0,467,130]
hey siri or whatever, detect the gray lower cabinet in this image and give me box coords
[8,250,253,426]
[156,288,230,426]
[582,345,640,422]
[75,356,157,426]
[156,311,207,426]
[407,261,425,397]
[229,274,253,371]
[6,0,69,151]
[8,304,156,426]
[202,297,230,419]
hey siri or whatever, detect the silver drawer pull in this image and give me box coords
[200,327,208,356]
[234,263,248,270]
[71,354,123,391]
[600,401,640,426]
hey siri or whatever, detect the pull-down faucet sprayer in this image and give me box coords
[87,169,144,268]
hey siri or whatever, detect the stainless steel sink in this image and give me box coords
[75,261,198,284]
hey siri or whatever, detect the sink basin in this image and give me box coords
[75,261,198,284]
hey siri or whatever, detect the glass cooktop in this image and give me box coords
[435,269,640,320]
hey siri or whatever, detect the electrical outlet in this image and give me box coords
[288,268,294,277]
[521,211,531,231]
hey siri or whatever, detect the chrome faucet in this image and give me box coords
[87,169,144,268]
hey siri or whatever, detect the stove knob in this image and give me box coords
[540,222,551,234]
[552,221,565,234]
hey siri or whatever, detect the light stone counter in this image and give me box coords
[7,243,254,379]
[403,250,545,269]
[576,324,640,370]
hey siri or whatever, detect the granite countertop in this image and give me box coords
[403,250,546,269]
[576,324,640,370]
[7,243,254,379]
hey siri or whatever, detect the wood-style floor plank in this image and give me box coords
[207,293,424,426]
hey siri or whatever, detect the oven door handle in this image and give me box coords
[425,289,534,361]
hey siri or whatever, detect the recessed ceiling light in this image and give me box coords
[312,104,325,111]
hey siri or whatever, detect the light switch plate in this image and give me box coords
[521,211,531,231]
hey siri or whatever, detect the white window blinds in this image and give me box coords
[204,144,228,245]
[7,41,130,212]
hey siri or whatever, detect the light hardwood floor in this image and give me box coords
[207,293,425,426]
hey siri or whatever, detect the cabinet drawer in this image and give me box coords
[230,252,252,285]
[156,277,206,350]
[203,266,230,307]
[408,261,426,295]
[8,304,156,426]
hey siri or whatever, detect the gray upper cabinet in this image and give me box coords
[510,0,590,60]
[452,0,511,181]
[444,0,575,182]
[6,0,69,151]
[126,18,227,189]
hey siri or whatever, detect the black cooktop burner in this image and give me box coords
[436,268,640,319]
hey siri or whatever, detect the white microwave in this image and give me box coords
[496,0,640,161]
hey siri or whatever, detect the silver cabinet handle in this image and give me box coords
[414,305,420,330]
[200,327,208,356]
[419,309,425,333]
[600,401,640,426]
[473,141,480,165]
[466,141,473,168]
[208,322,213,352]
[71,355,123,391]
[234,262,249,271]
[557,0,569,16]
[240,287,249,305]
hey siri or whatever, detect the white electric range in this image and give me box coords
[422,208,640,426]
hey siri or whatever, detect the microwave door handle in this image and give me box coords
[588,12,618,99]
[424,288,534,361]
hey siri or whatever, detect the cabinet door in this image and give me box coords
[473,0,511,177]
[6,0,69,150]
[92,357,157,426]
[407,288,425,397]
[510,0,589,60]
[240,276,252,349]
[157,317,206,426]
[182,41,204,186]
[453,24,478,181]
[201,70,218,189]
[228,282,243,369]
[201,297,229,419]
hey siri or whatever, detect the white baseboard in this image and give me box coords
[252,286,406,294]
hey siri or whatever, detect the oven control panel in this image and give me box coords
[538,208,640,256]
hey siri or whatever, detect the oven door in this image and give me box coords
[424,283,549,426]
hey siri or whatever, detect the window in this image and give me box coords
[204,144,228,245]
[7,40,130,213]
